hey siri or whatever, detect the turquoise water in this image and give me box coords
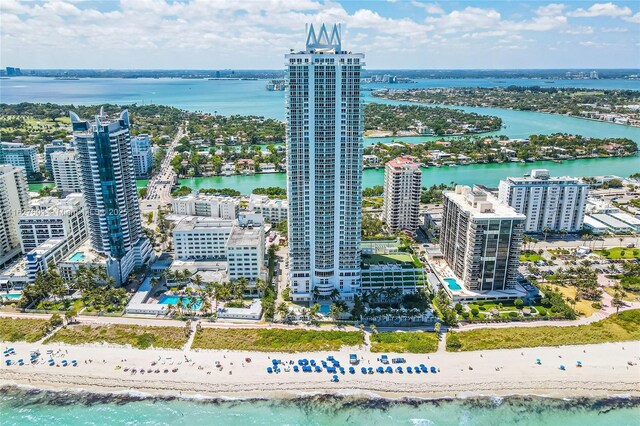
[68,252,86,262]
[0,293,21,300]
[444,278,462,291]
[0,387,639,425]
[178,154,640,194]
[158,295,203,310]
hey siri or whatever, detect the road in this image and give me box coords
[143,121,187,209]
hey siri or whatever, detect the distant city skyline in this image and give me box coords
[1,1,639,70]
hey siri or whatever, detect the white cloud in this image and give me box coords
[568,3,632,18]
[623,12,640,23]
[564,26,594,34]
[601,26,628,32]
[425,7,501,32]
[536,3,566,16]
[411,2,444,15]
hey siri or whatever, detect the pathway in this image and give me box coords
[183,321,198,352]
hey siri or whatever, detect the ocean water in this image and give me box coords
[1,387,639,426]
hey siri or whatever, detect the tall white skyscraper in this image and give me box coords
[70,108,152,285]
[286,24,364,301]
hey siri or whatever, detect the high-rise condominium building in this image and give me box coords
[441,185,525,292]
[286,24,364,301]
[130,134,153,178]
[0,166,30,265]
[498,169,588,233]
[51,151,82,195]
[383,157,422,234]
[70,108,152,284]
[43,140,69,177]
[172,194,239,220]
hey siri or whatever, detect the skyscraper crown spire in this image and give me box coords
[305,23,341,52]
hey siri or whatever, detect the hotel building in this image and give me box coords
[70,108,152,285]
[441,185,525,293]
[498,169,588,233]
[286,24,364,301]
[383,157,422,234]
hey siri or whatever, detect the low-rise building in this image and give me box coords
[172,194,239,219]
[18,194,88,253]
[360,252,425,294]
[248,194,288,223]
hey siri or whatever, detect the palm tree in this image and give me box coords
[329,303,344,321]
[192,274,203,289]
[543,227,551,242]
[201,298,212,316]
[312,287,320,301]
[276,302,289,321]
[329,288,340,301]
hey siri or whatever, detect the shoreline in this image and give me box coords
[371,95,640,129]
[1,340,639,402]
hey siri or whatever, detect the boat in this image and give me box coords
[54,77,79,80]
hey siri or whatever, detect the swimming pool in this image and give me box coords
[69,252,86,262]
[318,305,331,314]
[1,293,21,300]
[158,295,203,310]
[444,278,462,291]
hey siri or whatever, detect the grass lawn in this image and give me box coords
[447,309,640,352]
[36,299,83,312]
[370,331,438,353]
[520,252,543,262]
[603,286,640,302]
[45,324,188,349]
[548,284,599,317]
[594,247,640,260]
[191,328,363,352]
[0,318,49,343]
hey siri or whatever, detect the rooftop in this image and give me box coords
[61,240,106,264]
[386,156,421,171]
[21,194,83,216]
[227,225,262,247]
[171,215,234,232]
[504,169,584,185]
[444,185,525,220]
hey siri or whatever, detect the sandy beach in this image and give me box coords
[1,340,639,400]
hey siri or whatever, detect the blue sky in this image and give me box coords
[1,1,639,69]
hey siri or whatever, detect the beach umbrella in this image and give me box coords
[560,365,566,370]
[267,367,273,373]
[332,374,339,382]
[407,366,413,373]
[430,366,437,373]
[361,367,367,374]
[576,361,582,367]
[536,358,541,365]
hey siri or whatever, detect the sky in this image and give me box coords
[1,0,639,70]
